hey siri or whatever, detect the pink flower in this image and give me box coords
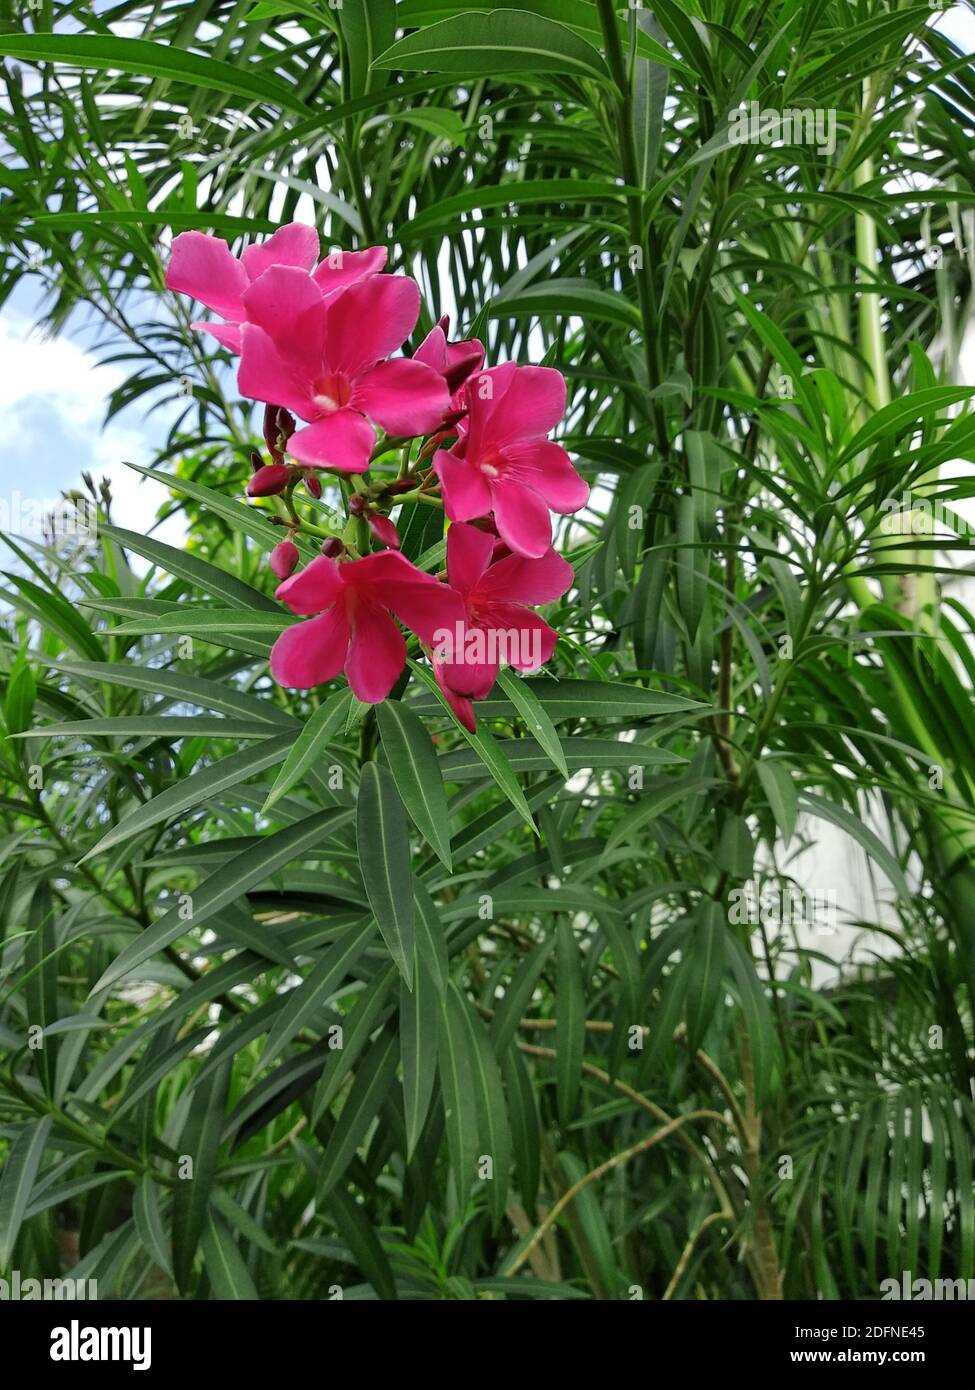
[434,521,572,699]
[270,549,464,703]
[433,364,588,558]
[434,663,477,733]
[237,269,450,473]
[247,463,291,497]
[165,224,386,353]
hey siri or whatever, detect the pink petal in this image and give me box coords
[241,222,319,280]
[433,449,492,522]
[482,366,566,451]
[482,603,559,672]
[489,478,552,559]
[436,621,499,699]
[344,603,406,703]
[237,324,316,420]
[446,521,496,596]
[312,245,388,297]
[270,607,350,689]
[351,551,466,647]
[241,266,327,379]
[434,662,478,733]
[443,338,485,393]
[269,539,299,580]
[275,555,343,615]
[166,231,247,322]
[413,325,446,372]
[476,547,573,605]
[191,320,243,354]
[287,410,375,472]
[322,275,421,375]
[463,363,518,459]
[352,358,450,436]
[505,440,589,514]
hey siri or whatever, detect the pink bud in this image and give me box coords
[269,539,299,580]
[321,537,345,558]
[247,463,291,497]
[366,513,401,550]
[304,474,323,499]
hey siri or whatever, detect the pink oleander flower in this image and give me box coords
[432,364,588,558]
[165,224,386,353]
[433,520,572,701]
[237,268,450,473]
[270,549,464,703]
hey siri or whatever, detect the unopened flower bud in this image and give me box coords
[321,537,345,558]
[247,463,291,497]
[348,493,366,515]
[304,474,323,499]
[366,513,400,549]
[269,539,299,579]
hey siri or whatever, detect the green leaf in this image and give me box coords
[317,1025,399,1200]
[400,948,440,1158]
[0,1117,52,1268]
[376,699,453,869]
[800,792,909,897]
[201,1212,259,1299]
[757,759,798,845]
[259,916,375,1069]
[357,762,415,987]
[555,921,585,1125]
[684,903,726,1049]
[133,1177,172,1278]
[372,9,610,83]
[262,688,353,812]
[439,983,481,1209]
[0,33,308,113]
[171,1059,231,1295]
[496,670,569,777]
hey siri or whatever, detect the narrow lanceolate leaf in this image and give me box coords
[376,699,453,869]
[401,950,440,1158]
[372,10,610,83]
[0,34,308,113]
[37,658,295,727]
[757,758,798,845]
[455,993,511,1228]
[800,793,909,897]
[259,916,375,1069]
[97,524,280,611]
[171,1060,231,1296]
[201,1213,259,1299]
[262,688,353,812]
[25,880,59,1094]
[92,808,353,993]
[684,902,727,1049]
[356,762,415,987]
[439,984,480,1209]
[555,921,585,1125]
[0,1117,52,1268]
[317,1026,399,1200]
[80,733,295,863]
[133,1177,172,1278]
[408,660,536,831]
[491,935,556,1056]
[497,669,569,778]
[413,883,450,996]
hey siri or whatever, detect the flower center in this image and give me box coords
[312,372,352,413]
[479,448,505,479]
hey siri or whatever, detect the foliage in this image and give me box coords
[2,0,975,1301]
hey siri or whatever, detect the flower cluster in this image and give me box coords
[167,223,588,726]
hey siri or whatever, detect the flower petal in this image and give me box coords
[489,478,552,558]
[481,603,558,672]
[237,324,316,419]
[413,324,446,372]
[312,245,388,297]
[463,363,518,459]
[275,555,343,615]
[270,607,350,689]
[481,365,566,450]
[322,274,421,375]
[446,520,497,597]
[350,550,466,647]
[191,320,243,354]
[433,449,492,522]
[434,662,478,733]
[241,266,327,378]
[345,603,406,703]
[476,546,573,605]
[436,621,499,698]
[505,439,589,514]
[166,231,247,321]
[287,410,375,472]
[241,222,319,280]
[352,358,450,436]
